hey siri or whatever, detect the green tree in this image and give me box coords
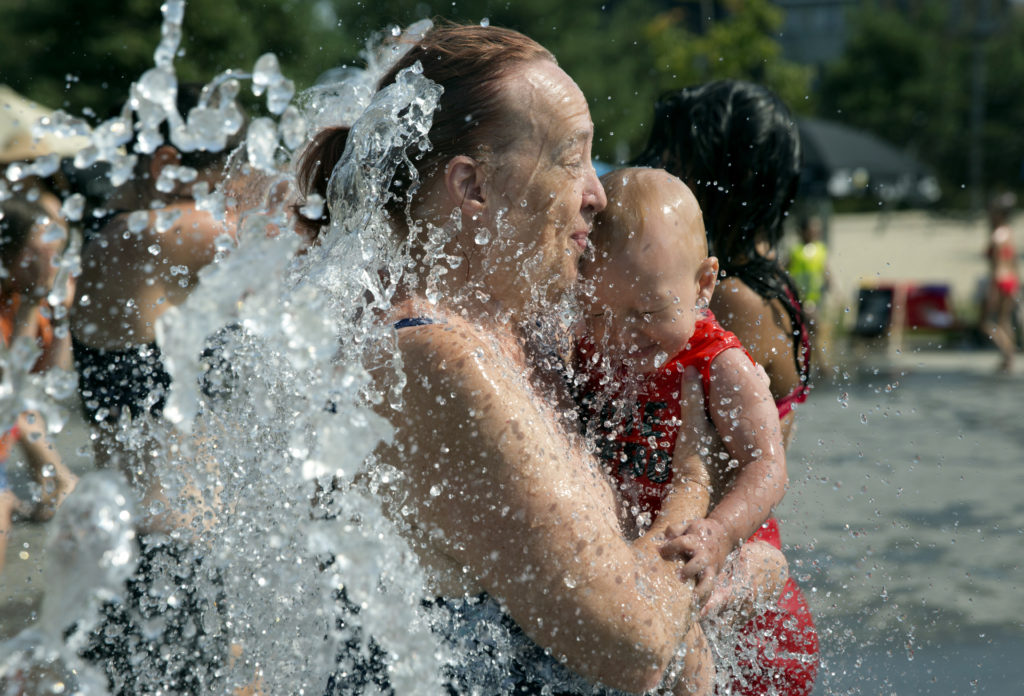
[320,0,667,162]
[643,0,814,117]
[0,0,349,121]
[819,0,1024,206]
[0,0,812,166]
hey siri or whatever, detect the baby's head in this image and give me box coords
[583,167,718,374]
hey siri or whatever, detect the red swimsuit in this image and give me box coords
[578,312,819,695]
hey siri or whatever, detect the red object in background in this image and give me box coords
[903,284,954,329]
[854,282,956,337]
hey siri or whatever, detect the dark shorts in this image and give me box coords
[79,535,228,696]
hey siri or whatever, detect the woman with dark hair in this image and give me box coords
[635,81,809,438]
[635,80,819,695]
[292,22,770,696]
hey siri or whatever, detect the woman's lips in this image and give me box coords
[571,229,590,250]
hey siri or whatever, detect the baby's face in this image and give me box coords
[586,198,711,374]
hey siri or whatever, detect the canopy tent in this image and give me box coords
[797,117,941,205]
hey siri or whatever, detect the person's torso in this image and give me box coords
[579,313,746,523]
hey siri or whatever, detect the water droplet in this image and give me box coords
[60,193,85,222]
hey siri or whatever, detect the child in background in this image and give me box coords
[576,167,787,603]
[0,195,78,575]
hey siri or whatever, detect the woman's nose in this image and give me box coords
[583,166,607,214]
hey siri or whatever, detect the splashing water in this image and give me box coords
[0,7,797,695]
[0,472,136,696]
[1,8,455,694]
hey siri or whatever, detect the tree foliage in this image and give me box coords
[819,0,1024,205]
[644,0,814,115]
[0,0,348,120]
[0,0,809,165]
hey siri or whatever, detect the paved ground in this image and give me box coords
[1,406,94,639]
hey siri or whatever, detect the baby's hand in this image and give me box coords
[659,517,731,604]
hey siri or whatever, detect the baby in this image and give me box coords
[577,167,788,600]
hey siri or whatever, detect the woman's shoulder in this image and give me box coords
[711,277,777,327]
[391,311,526,397]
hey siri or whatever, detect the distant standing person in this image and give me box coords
[981,193,1019,372]
[787,214,829,325]
[634,80,819,696]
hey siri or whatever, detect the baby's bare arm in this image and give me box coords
[704,348,787,550]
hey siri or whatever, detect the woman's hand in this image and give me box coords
[700,540,788,626]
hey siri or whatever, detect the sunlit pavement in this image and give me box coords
[0,407,93,639]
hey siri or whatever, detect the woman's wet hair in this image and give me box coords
[295,22,555,240]
[635,79,809,386]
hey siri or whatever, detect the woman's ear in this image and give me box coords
[697,256,719,304]
[444,155,486,219]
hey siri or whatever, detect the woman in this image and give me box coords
[981,192,1019,372]
[635,80,819,695]
[295,23,766,695]
[71,84,243,530]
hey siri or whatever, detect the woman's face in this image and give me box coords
[476,60,607,309]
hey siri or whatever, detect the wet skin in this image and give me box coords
[376,63,715,694]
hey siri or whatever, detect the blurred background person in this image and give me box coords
[0,195,78,575]
[787,214,830,327]
[786,213,833,371]
[980,192,1019,372]
[69,83,248,695]
[70,85,242,515]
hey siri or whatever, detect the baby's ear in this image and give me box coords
[697,256,719,303]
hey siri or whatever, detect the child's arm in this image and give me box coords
[643,367,713,544]
[705,347,787,541]
[659,348,786,595]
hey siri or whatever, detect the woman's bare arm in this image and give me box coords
[710,278,797,444]
[386,318,705,694]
